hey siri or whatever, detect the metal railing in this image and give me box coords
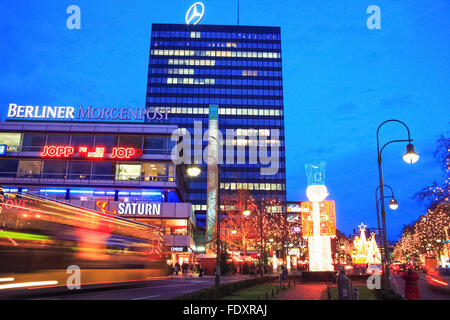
[6,146,173,155]
[0,172,175,182]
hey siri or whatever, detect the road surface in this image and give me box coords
[391,272,450,300]
[26,275,255,300]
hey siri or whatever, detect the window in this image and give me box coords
[118,135,142,149]
[116,163,141,181]
[92,162,115,180]
[71,135,94,148]
[143,136,168,154]
[47,134,69,145]
[94,135,117,150]
[42,160,67,179]
[141,162,173,181]
[0,133,21,151]
[21,133,45,152]
[67,161,91,180]
[0,159,18,177]
[17,160,42,178]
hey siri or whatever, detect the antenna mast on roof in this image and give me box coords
[237,0,240,25]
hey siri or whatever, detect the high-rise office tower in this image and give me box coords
[145,24,286,228]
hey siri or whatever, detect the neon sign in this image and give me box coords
[96,201,117,215]
[40,145,75,158]
[96,200,161,216]
[40,145,142,160]
[110,147,140,159]
[78,146,105,159]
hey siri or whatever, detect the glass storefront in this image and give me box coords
[0,159,175,182]
[17,160,42,178]
[21,133,45,152]
[116,163,141,181]
[0,133,21,151]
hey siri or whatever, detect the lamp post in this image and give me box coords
[375,185,398,250]
[376,119,419,291]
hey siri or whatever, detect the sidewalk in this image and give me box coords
[276,283,328,300]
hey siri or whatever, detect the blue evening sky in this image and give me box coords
[1,1,449,240]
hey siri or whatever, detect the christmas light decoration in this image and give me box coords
[350,223,381,265]
[303,161,334,272]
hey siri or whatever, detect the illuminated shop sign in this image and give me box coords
[6,104,169,122]
[170,247,185,252]
[0,145,6,156]
[96,201,161,216]
[118,202,161,216]
[40,145,142,160]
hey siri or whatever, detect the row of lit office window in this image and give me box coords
[152,40,281,50]
[165,117,285,128]
[189,175,286,191]
[154,58,282,68]
[150,68,282,77]
[161,107,283,117]
[148,86,283,97]
[188,182,286,199]
[149,77,283,87]
[224,182,285,191]
[148,94,283,106]
[191,203,285,212]
[151,30,280,41]
[151,49,281,59]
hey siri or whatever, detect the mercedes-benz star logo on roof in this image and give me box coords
[185,2,205,25]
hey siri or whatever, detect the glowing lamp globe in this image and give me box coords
[243,209,251,217]
[403,144,419,164]
[187,166,201,177]
[231,228,237,235]
[306,185,329,202]
[389,198,398,210]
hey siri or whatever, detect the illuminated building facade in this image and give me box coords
[145,23,287,228]
[0,121,198,262]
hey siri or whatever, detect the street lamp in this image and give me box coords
[376,119,419,291]
[187,165,201,177]
[389,198,398,210]
[403,144,420,164]
[375,184,398,256]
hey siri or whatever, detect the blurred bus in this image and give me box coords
[0,192,168,292]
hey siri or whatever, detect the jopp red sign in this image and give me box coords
[40,145,141,160]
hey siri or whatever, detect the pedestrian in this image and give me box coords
[279,265,285,288]
[182,262,188,275]
[174,262,180,275]
[401,268,421,300]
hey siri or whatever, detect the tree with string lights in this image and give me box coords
[415,134,449,208]
[333,230,352,265]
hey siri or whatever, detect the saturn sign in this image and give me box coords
[185,2,205,25]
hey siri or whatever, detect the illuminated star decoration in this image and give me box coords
[358,223,367,231]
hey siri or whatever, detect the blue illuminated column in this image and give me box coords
[305,161,333,272]
[206,105,220,249]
